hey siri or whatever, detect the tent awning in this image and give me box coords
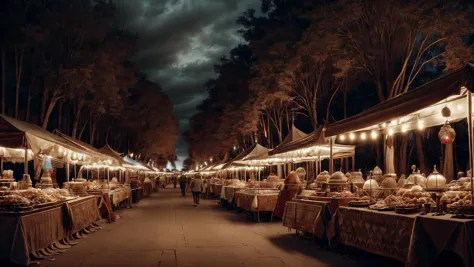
[326,64,474,137]
[99,144,127,166]
[0,115,95,160]
[223,144,270,169]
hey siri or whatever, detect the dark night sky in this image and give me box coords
[113,0,259,169]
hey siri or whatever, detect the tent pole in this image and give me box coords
[467,91,474,199]
[66,161,70,182]
[329,137,334,173]
[24,147,28,175]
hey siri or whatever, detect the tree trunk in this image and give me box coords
[14,47,24,119]
[57,100,62,132]
[71,100,84,138]
[25,86,31,121]
[78,118,89,140]
[42,92,60,129]
[1,48,5,114]
[40,84,49,122]
[90,116,100,145]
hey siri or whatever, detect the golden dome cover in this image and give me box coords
[426,165,446,190]
[316,171,330,183]
[328,171,348,184]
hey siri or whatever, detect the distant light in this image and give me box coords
[361,132,367,140]
[382,122,387,128]
[371,131,378,140]
[388,128,394,136]
[339,135,346,141]
[349,133,355,141]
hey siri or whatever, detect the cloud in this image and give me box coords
[113,0,259,168]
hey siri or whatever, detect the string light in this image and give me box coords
[418,120,424,130]
[371,130,378,140]
[382,122,387,128]
[390,120,397,126]
[402,124,408,133]
[349,133,355,141]
[361,132,367,140]
[388,128,394,136]
[457,104,463,110]
[339,134,346,141]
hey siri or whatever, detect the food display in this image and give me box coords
[0,170,16,189]
[404,165,427,189]
[425,166,446,191]
[328,171,348,192]
[379,175,398,197]
[348,170,365,188]
[36,176,53,189]
[0,187,73,212]
[397,174,406,188]
[363,179,379,197]
[348,196,374,207]
[315,171,330,185]
[327,190,354,198]
[372,166,384,184]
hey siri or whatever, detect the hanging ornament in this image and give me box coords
[439,103,455,144]
[438,122,456,144]
[441,106,451,118]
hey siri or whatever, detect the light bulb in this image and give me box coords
[361,132,367,140]
[390,120,397,126]
[418,120,424,130]
[382,122,387,128]
[339,135,346,141]
[349,133,355,141]
[402,124,408,133]
[371,131,377,140]
[457,104,463,110]
[388,128,394,136]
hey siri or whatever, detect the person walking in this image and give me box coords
[190,175,203,205]
[179,175,187,196]
[173,176,177,188]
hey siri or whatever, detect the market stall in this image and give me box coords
[319,64,474,266]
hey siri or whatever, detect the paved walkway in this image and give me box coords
[30,187,401,267]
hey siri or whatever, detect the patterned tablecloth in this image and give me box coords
[327,206,474,267]
[0,196,99,266]
[220,186,246,201]
[235,191,279,212]
[282,200,331,239]
[110,188,132,206]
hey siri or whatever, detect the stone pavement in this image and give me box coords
[23,187,402,267]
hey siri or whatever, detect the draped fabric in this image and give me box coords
[443,143,454,182]
[386,137,395,174]
[0,196,99,266]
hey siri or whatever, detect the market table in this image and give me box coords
[211,184,222,197]
[282,200,331,240]
[220,186,245,202]
[109,187,132,208]
[327,206,474,267]
[0,196,99,266]
[234,190,279,222]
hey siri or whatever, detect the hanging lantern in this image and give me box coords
[438,122,456,144]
